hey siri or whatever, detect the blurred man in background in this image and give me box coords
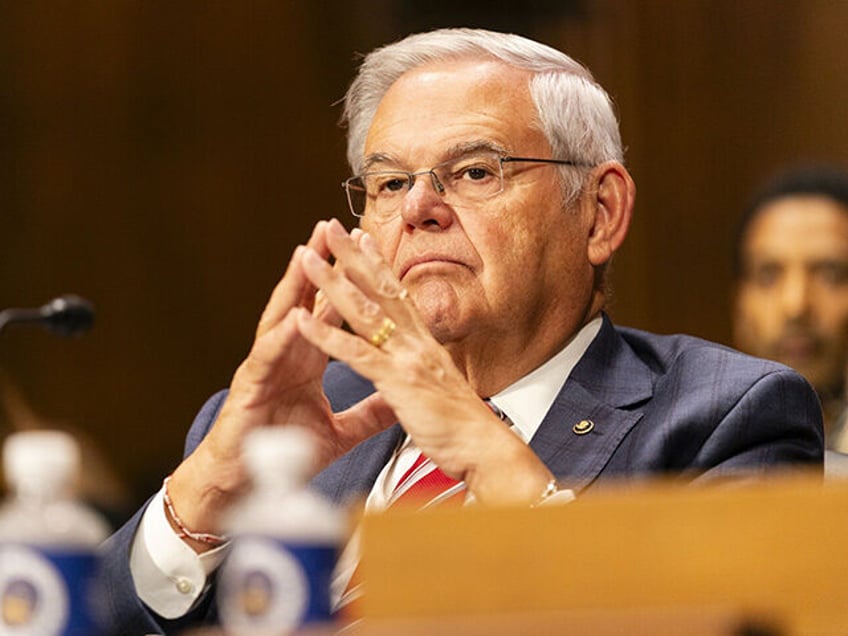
[733,165,848,452]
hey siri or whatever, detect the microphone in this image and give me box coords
[0,295,95,337]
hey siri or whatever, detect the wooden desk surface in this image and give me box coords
[358,473,847,635]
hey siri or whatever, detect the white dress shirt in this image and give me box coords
[130,316,602,618]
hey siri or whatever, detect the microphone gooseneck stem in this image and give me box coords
[0,308,44,335]
[0,296,95,337]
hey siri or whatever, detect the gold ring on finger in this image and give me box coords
[369,317,396,348]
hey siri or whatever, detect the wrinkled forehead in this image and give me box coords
[362,59,544,168]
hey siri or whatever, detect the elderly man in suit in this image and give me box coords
[102,28,823,634]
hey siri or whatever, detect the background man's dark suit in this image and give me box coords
[101,314,823,634]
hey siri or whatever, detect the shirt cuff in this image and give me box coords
[537,488,576,506]
[129,487,229,619]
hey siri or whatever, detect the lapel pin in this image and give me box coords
[572,419,594,435]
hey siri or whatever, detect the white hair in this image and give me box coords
[342,28,624,202]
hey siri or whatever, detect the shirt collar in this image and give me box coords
[488,316,602,442]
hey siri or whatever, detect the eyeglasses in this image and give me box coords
[341,150,588,220]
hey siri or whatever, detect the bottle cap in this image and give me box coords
[3,430,79,497]
[242,426,317,487]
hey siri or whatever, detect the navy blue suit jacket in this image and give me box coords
[101,316,824,634]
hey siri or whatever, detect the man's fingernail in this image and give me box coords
[329,218,348,237]
[302,247,321,266]
[362,232,381,257]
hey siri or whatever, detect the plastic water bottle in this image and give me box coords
[0,430,110,635]
[218,426,346,636]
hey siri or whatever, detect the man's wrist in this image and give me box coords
[163,475,229,551]
[464,428,557,506]
[165,458,241,553]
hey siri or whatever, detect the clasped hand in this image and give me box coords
[170,219,552,542]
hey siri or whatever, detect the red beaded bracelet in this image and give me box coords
[162,475,228,546]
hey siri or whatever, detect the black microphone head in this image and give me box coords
[40,295,95,337]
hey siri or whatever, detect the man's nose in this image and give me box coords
[399,174,453,230]
[780,271,812,319]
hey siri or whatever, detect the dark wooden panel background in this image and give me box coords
[2,1,846,518]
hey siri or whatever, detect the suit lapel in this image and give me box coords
[317,316,655,499]
[313,363,405,504]
[312,424,404,505]
[530,314,653,493]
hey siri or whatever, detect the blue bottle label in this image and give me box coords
[0,544,102,635]
[218,536,337,634]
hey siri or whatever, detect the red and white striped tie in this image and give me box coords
[386,450,465,509]
[335,450,465,615]
[387,400,508,509]
[336,401,509,614]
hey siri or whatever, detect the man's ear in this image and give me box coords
[585,161,635,266]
